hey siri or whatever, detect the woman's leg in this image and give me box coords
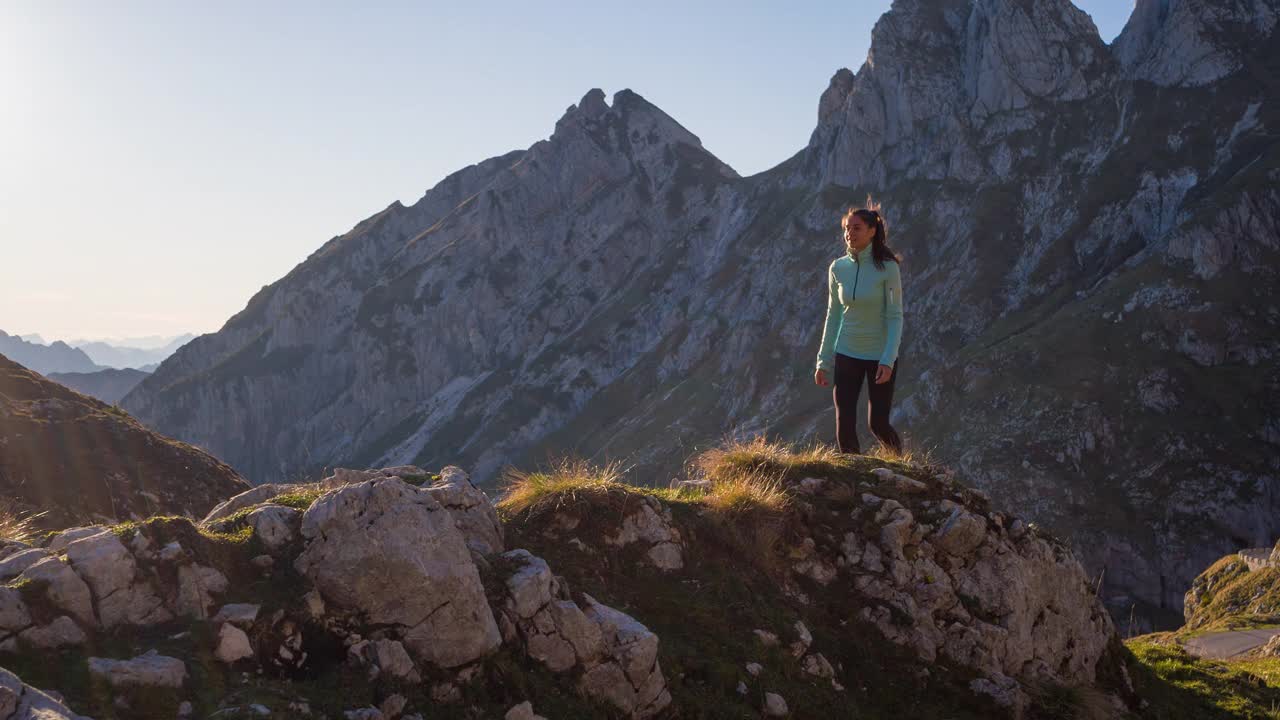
[867,358,903,454]
[832,353,863,454]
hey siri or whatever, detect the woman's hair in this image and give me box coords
[841,196,901,270]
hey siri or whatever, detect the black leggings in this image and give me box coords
[833,353,902,455]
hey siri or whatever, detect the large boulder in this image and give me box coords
[294,477,501,668]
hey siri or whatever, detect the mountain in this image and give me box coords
[71,333,195,369]
[122,0,1280,630]
[0,353,249,529]
[0,331,100,375]
[47,367,151,405]
[17,334,45,345]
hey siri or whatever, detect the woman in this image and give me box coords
[813,203,904,455]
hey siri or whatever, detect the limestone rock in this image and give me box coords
[17,616,86,649]
[0,665,92,720]
[294,477,500,668]
[215,623,254,664]
[425,466,504,556]
[505,701,548,720]
[245,505,301,550]
[15,557,95,627]
[88,649,186,688]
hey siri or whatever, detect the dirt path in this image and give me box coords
[1182,628,1280,659]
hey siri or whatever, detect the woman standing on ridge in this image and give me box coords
[813,201,905,456]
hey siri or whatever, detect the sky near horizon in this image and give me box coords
[1,1,1133,343]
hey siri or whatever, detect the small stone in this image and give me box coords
[764,692,789,717]
[736,681,748,695]
[251,555,275,569]
[802,653,834,678]
[303,590,325,618]
[213,603,261,627]
[216,623,254,664]
[379,693,406,718]
[504,701,548,720]
[798,477,826,494]
[178,700,193,716]
[88,649,187,688]
[159,541,185,562]
[249,704,271,716]
[753,629,779,646]
[746,662,763,677]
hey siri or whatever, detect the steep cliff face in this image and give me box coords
[1113,0,1278,87]
[123,0,1280,628]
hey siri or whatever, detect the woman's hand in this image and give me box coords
[814,368,829,387]
[874,364,893,384]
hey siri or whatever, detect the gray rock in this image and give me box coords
[65,530,170,628]
[245,505,301,550]
[763,692,788,717]
[212,603,260,627]
[215,623,254,664]
[0,549,49,582]
[17,616,85,649]
[425,466,504,556]
[294,478,500,668]
[504,701,547,720]
[88,649,186,688]
[15,557,95,627]
[202,484,296,525]
[0,665,93,719]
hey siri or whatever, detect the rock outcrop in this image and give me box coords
[0,465,676,718]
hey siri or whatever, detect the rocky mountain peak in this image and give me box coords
[1112,0,1278,86]
[544,87,737,179]
[806,0,1110,187]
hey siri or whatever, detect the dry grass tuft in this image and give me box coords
[496,457,629,516]
[0,499,46,544]
[692,435,850,485]
[701,468,791,516]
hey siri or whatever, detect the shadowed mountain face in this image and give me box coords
[0,354,249,529]
[122,0,1280,628]
[47,367,150,405]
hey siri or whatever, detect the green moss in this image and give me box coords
[267,491,324,511]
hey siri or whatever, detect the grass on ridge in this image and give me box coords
[496,457,633,517]
[0,499,45,544]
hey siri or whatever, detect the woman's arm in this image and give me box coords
[878,261,904,367]
[816,264,842,373]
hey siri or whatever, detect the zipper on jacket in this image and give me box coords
[850,256,861,303]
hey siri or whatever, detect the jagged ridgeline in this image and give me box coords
[120,0,1280,632]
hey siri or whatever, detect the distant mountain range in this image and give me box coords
[0,330,192,375]
[0,330,100,374]
[71,333,194,369]
[48,367,151,405]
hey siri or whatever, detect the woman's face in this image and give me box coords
[843,216,874,251]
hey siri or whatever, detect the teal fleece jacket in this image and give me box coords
[815,243,904,373]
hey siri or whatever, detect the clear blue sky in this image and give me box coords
[0,1,1133,342]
